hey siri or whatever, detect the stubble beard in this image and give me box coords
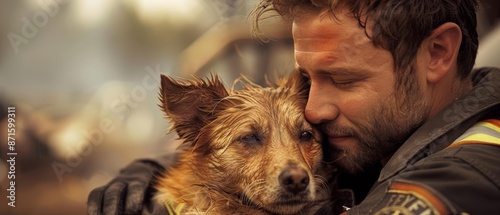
[325,84,429,174]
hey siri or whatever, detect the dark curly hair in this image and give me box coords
[252,0,479,88]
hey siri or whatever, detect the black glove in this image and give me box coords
[87,159,169,215]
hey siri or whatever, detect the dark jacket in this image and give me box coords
[346,67,500,214]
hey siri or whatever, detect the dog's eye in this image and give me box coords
[299,131,313,142]
[239,133,262,145]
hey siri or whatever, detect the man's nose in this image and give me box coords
[304,83,338,124]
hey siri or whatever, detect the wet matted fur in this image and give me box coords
[155,72,335,214]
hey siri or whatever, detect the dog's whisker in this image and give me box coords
[240,179,266,204]
[313,174,333,200]
[323,151,348,165]
[315,175,331,191]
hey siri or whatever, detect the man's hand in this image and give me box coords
[87,159,169,215]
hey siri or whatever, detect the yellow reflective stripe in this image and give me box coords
[460,132,500,143]
[481,121,500,133]
[483,119,500,127]
[449,133,500,148]
[448,119,500,148]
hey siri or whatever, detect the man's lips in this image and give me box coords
[327,135,354,148]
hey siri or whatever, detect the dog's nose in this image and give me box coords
[279,167,310,194]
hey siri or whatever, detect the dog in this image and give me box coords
[155,72,335,214]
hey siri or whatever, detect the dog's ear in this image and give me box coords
[159,74,229,142]
[284,69,310,99]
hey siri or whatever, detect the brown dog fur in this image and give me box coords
[155,72,334,214]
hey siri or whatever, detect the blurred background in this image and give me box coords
[0,0,498,214]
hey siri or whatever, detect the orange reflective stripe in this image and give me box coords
[483,119,500,128]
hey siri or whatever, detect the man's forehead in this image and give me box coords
[292,18,372,53]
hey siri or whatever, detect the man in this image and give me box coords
[87,0,500,214]
[258,0,500,214]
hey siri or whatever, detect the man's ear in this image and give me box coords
[159,74,229,143]
[426,22,462,83]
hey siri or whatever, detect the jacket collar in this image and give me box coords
[379,67,500,181]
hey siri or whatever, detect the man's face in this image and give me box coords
[293,10,428,174]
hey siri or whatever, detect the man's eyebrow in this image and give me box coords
[297,67,368,76]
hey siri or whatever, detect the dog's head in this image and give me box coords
[159,71,333,214]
